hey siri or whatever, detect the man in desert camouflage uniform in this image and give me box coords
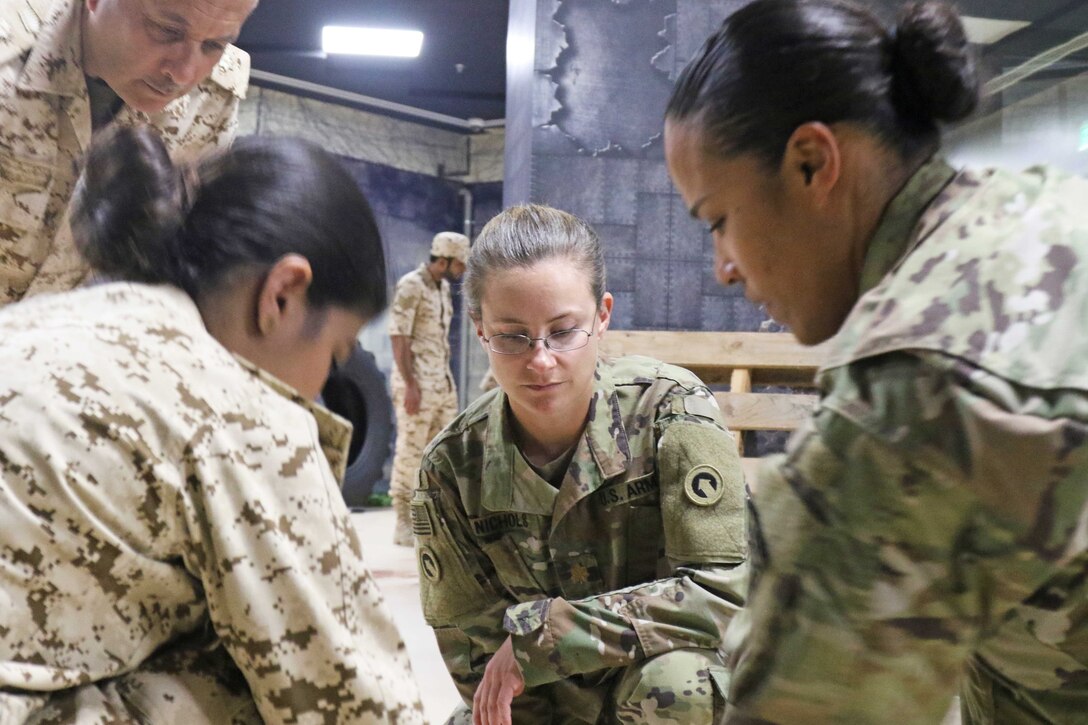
[415,355,748,723]
[0,0,252,304]
[725,157,1088,722]
[0,282,425,723]
[388,231,468,545]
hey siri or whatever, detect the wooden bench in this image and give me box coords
[601,331,828,481]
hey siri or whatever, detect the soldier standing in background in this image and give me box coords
[415,205,748,724]
[666,0,1088,721]
[0,0,254,304]
[389,231,469,545]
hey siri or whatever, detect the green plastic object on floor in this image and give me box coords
[366,493,393,507]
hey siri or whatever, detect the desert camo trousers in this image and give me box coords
[0,636,261,724]
[390,384,459,530]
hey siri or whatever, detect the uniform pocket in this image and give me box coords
[0,152,53,283]
[480,533,554,598]
[412,491,495,625]
[626,503,664,583]
[0,153,51,233]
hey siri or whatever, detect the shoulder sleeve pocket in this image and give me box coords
[413,490,496,625]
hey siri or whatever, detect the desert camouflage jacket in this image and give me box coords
[415,355,748,722]
[0,0,248,305]
[0,283,423,723]
[388,263,455,393]
[728,157,1088,723]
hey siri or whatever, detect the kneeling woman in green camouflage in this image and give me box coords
[414,204,747,724]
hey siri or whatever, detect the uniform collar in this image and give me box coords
[417,262,443,291]
[480,359,630,518]
[580,359,631,480]
[16,0,86,98]
[231,355,353,484]
[856,155,958,297]
[481,394,556,514]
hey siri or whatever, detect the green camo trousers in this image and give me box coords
[445,647,728,724]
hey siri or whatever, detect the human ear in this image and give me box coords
[782,122,841,205]
[597,293,614,338]
[255,254,313,336]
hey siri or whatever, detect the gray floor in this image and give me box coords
[351,509,460,724]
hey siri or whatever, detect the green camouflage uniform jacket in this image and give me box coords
[0,0,248,305]
[726,157,1088,723]
[415,355,748,722]
[0,283,424,724]
[388,263,455,395]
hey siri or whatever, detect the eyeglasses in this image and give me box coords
[482,322,596,355]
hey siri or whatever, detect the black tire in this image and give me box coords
[320,343,394,508]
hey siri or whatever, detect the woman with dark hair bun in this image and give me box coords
[0,126,424,723]
[666,0,1088,722]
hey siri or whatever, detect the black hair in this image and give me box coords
[71,125,387,318]
[666,0,979,166]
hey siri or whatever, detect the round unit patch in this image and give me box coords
[683,465,724,506]
[418,546,443,582]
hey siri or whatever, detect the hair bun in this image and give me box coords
[71,125,186,284]
[890,1,979,124]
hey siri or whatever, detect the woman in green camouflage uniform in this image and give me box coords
[665,0,1088,722]
[414,204,748,724]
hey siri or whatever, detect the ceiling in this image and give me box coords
[234,1,1088,131]
[235,0,509,126]
[868,0,1088,94]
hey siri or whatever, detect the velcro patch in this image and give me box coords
[470,511,533,539]
[597,475,658,509]
[683,465,725,506]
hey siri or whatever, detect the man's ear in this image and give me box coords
[781,122,841,207]
[255,254,313,336]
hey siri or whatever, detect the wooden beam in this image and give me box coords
[715,391,817,431]
[603,331,827,369]
[741,457,764,487]
[602,331,826,386]
[729,369,751,455]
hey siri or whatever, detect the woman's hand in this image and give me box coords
[473,636,525,725]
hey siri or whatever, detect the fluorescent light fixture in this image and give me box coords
[322,26,423,57]
[960,16,1030,45]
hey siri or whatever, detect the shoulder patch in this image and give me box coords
[410,500,434,536]
[418,546,442,582]
[683,464,725,506]
[207,45,250,99]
